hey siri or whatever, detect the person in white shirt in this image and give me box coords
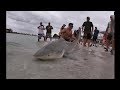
[37,22,45,41]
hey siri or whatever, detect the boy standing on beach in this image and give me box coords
[61,23,75,42]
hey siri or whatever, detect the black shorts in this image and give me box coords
[83,33,92,39]
[38,33,45,39]
[93,36,97,41]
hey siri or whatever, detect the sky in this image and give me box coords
[6,11,114,37]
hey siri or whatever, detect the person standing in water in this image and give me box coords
[46,22,53,41]
[37,22,45,42]
[61,23,75,42]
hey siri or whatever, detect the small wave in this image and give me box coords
[7,42,21,47]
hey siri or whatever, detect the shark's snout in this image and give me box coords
[34,49,65,60]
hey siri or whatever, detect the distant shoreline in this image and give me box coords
[6,32,37,36]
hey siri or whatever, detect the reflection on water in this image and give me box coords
[7,42,21,47]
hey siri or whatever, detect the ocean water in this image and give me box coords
[6,33,114,79]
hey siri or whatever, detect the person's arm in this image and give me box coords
[51,26,53,29]
[91,22,94,32]
[98,30,99,34]
[42,25,45,30]
[61,28,66,33]
[106,23,109,32]
[72,33,75,37]
[72,34,76,40]
[46,26,48,30]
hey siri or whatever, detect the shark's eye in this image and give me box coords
[48,54,50,56]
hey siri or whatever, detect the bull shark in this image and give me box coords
[33,38,79,60]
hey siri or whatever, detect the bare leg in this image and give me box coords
[87,39,91,48]
[106,40,110,49]
[44,36,46,41]
[46,37,47,41]
[93,41,95,46]
[111,39,114,55]
[83,38,87,47]
[94,40,97,47]
[105,39,110,51]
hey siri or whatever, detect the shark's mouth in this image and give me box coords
[34,49,65,60]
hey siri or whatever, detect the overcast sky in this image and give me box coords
[6,11,114,36]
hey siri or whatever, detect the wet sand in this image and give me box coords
[6,33,114,79]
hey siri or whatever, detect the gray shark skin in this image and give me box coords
[34,38,78,60]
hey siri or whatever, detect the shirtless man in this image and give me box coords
[59,24,66,38]
[61,23,75,42]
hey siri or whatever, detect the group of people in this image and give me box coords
[37,15,114,55]
[58,17,100,48]
[37,22,53,41]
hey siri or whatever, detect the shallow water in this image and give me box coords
[6,33,114,79]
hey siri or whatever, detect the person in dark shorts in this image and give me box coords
[46,22,53,41]
[82,17,94,47]
[37,22,45,41]
[92,27,99,47]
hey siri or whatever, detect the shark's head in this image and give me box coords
[34,38,67,60]
[34,49,65,60]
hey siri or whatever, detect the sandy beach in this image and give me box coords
[6,33,114,79]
